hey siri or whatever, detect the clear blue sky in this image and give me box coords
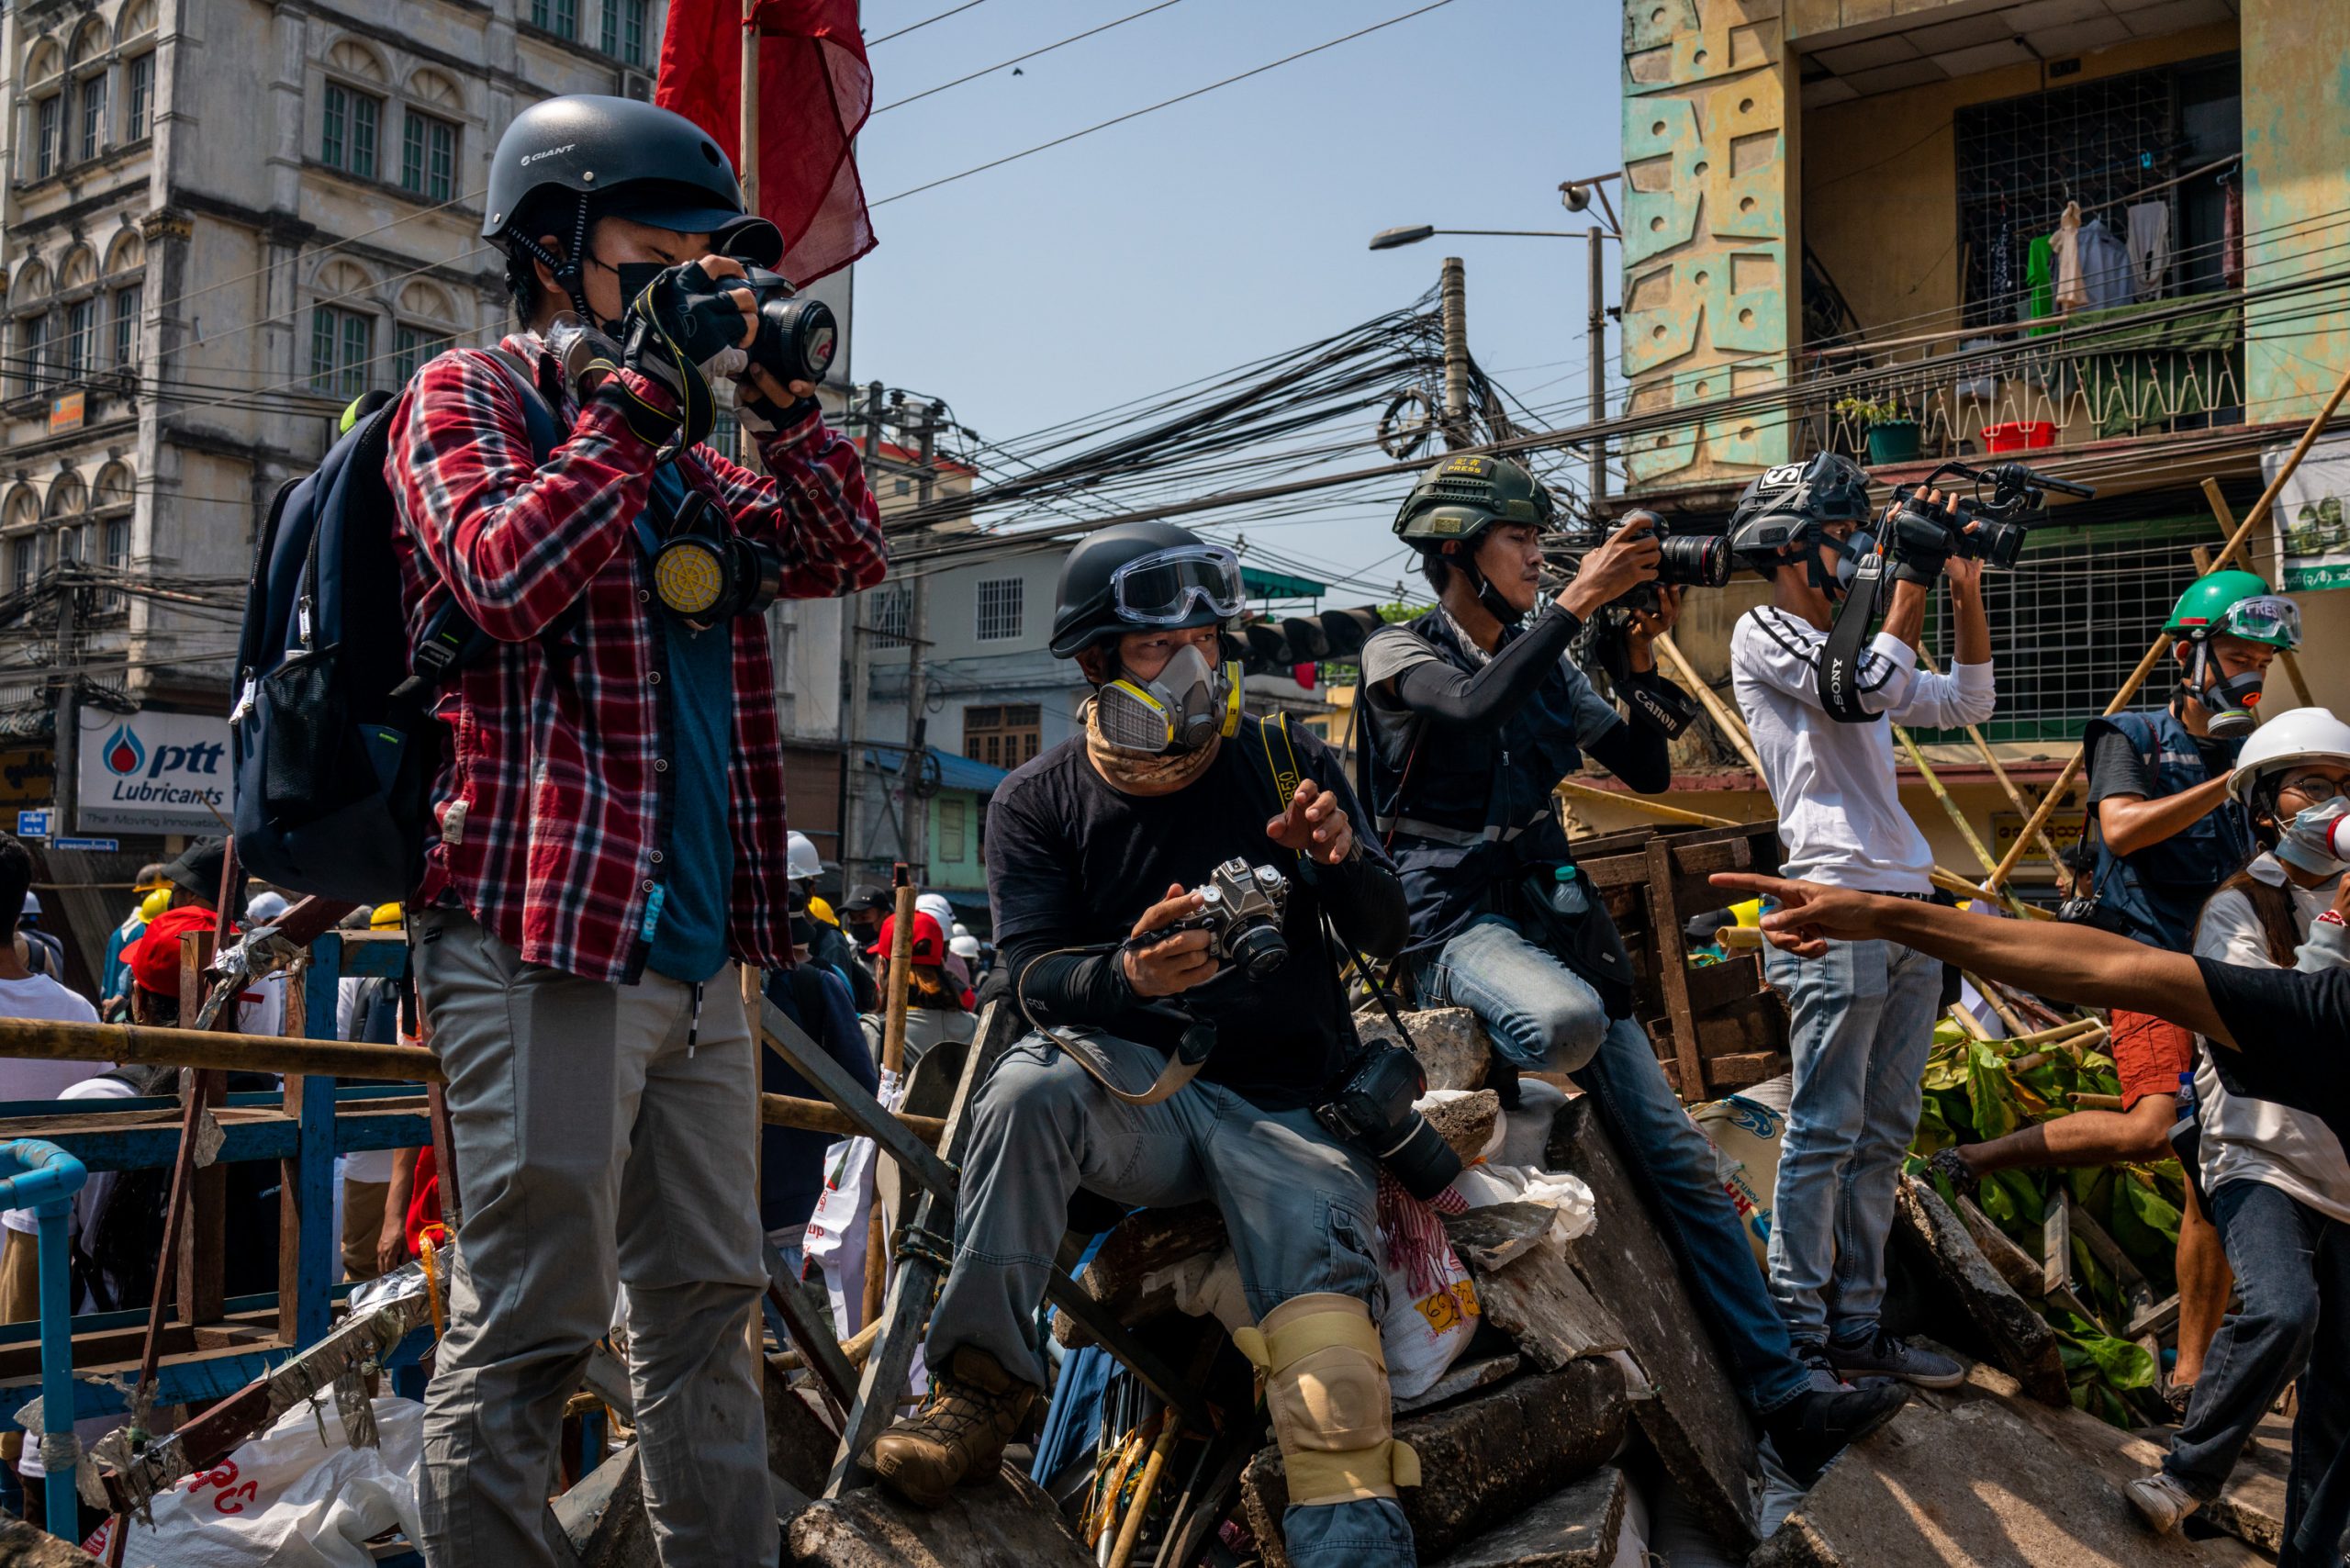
[846,0,1624,600]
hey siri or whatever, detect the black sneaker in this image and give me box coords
[1826,1329,1966,1390]
[1764,1380,1910,1487]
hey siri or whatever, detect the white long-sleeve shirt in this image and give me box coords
[2192,854,2350,1222]
[1729,607,1996,894]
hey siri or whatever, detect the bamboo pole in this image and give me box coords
[1896,725,2001,877]
[1654,633,1764,776]
[864,868,918,1329]
[1107,1416,1182,1568]
[1990,357,2350,890]
[761,1092,945,1145]
[1554,776,1738,829]
[2202,477,2316,707]
[1964,971,2031,1037]
[0,1017,445,1082]
[1914,644,2064,868]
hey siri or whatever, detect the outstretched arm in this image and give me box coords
[1708,871,2232,1045]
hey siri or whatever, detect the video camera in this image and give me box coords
[1881,459,2097,575]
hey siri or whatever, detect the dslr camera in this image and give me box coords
[1169,858,1291,982]
[1882,459,2096,576]
[1316,1042,1462,1201]
[1550,510,1721,740]
[1556,509,1731,614]
[736,265,840,387]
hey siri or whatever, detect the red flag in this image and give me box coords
[655,0,875,285]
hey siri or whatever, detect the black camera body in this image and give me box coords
[1315,1042,1461,1201]
[737,265,840,387]
[1885,459,2096,574]
[1558,509,1731,615]
[1171,858,1291,982]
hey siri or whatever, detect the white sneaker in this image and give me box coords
[2127,1472,2202,1534]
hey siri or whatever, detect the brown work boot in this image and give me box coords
[864,1347,1039,1508]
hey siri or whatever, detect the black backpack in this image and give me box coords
[230,350,557,902]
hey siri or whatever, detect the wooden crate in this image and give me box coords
[1575,820,1790,1101]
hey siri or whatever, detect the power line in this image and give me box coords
[870,0,1469,207]
[867,0,991,47]
[872,0,1191,116]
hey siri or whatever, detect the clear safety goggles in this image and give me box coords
[2213,594,2302,648]
[1108,544,1245,627]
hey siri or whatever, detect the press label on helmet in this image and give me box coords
[1428,517,1464,534]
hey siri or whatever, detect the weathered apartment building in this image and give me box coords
[0,0,669,831]
[1573,0,2350,892]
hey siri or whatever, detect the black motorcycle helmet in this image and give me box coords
[1048,521,1241,659]
[485,95,783,325]
[1724,453,1876,589]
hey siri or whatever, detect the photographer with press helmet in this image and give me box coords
[864,521,1423,1568]
[1721,452,1998,1393]
[1930,572,2299,1406]
[386,95,883,1568]
[1355,454,1908,1486]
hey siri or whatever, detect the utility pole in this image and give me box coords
[840,380,887,888]
[1586,228,1606,510]
[50,578,77,833]
[901,401,938,875]
[1440,255,1470,450]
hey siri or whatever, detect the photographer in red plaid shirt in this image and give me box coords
[386,95,882,1568]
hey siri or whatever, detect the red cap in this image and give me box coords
[866,912,946,966]
[123,906,223,999]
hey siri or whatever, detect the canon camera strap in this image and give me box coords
[1818,552,1888,725]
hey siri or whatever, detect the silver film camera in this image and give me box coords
[1181,858,1290,981]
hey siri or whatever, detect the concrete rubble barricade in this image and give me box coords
[1425,1089,1502,1164]
[1440,1203,1628,1371]
[552,1443,655,1568]
[784,1464,1098,1567]
[1238,1356,1630,1566]
[1890,1176,2069,1406]
[1356,1005,1495,1093]
[0,1508,105,1566]
[1426,1464,1627,1568]
[1543,1095,1762,1555]
[2201,1414,2291,1558]
[1751,1358,2221,1568]
[1051,1199,1229,1349]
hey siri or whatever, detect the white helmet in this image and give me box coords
[785,831,822,883]
[950,922,970,940]
[949,934,980,960]
[17,891,37,918]
[2229,706,2350,804]
[916,892,956,931]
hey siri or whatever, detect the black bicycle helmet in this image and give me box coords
[486,95,782,322]
[1048,521,1239,658]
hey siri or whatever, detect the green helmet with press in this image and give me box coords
[2164,570,2301,737]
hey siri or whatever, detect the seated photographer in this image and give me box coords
[387,95,884,1568]
[1725,455,1992,1390]
[1357,455,1907,1484]
[1712,865,2350,1568]
[1931,573,2297,1404]
[867,521,1419,1568]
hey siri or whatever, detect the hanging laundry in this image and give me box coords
[2223,179,2244,289]
[2026,233,2055,330]
[2076,216,2134,311]
[2053,200,2087,311]
[2125,201,2170,300]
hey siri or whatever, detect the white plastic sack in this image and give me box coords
[1448,1163,1597,1245]
[1373,1172,1479,1402]
[802,1068,902,1339]
[1688,1084,1788,1272]
[86,1396,422,1568]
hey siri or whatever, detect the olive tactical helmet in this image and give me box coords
[1392,454,1556,552]
[485,95,783,323]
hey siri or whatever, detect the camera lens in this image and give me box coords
[1978,520,2028,570]
[1656,532,1730,588]
[1371,1113,1464,1202]
[755,295,839,386]
[1225,920,1288,982]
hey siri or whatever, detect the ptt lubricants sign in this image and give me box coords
[77,710,230,834]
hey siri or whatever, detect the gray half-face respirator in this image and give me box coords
[1094,644,1243,756]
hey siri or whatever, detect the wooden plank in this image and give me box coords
[2128,1291,2182,1340]
[1693,992,1786,1060]
[1954,1194,2045,1298]
[760,1092,946,1145]
[179,928,228,1330]
[1683,953,1764,1016]
[759,996,956,1202]
[1701,1051,1789,1091]
[0,1016,444,1081]
[1642,836,1707,1102]
[1665,836,1754,878]
[2042,1196,2072,1300]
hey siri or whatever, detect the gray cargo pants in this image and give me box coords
[411,910,775,1568]
[929,1030,1416,1568]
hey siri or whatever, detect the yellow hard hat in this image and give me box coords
[371,902,403,930]
[808,895,840,928]
[138,888,171,922]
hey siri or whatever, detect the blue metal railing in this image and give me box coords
[0,1137,86,1528]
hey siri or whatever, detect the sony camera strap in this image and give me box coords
[1818,552,1887,725]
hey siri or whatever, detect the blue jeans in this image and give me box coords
[2167,1180,2350,1568]
[1419,915,1809,1417]
[932,1031,1414,1568]
[1763,936,1943,1350]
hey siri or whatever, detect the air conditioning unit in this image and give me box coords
[620,70,654,102]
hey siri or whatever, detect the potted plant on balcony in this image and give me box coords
[1834,392,1922,465]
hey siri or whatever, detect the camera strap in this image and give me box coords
[1818,554,1887,725]
[1014,943,1217,1107]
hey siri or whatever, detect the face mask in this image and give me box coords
[2276,796,2350,876]
[610,260,668,335]
[1094,644,1240,756]
[2197,644,2265,738]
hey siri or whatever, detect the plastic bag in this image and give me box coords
[85,1396,422,1568]
[1373,1170,1479,1401]
[1689,1080,1789,1271]
[802,1068,901,1339]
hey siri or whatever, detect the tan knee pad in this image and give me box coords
[1232,1292,1419,1506]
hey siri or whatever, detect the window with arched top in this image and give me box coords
[24,39,64,181]
[309,261,380,398]
[10,262,53,398]
[103,233,145,369]
[1,489,38,594]
[42,474,89,580]
[54,249,98,383]
[392,281,460,382]
[92,463,132,611]
[117,0,158,44]
[64,20,111,164]
[57,247,95,293]
[321,42,386,181]
[119,2,157,142]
